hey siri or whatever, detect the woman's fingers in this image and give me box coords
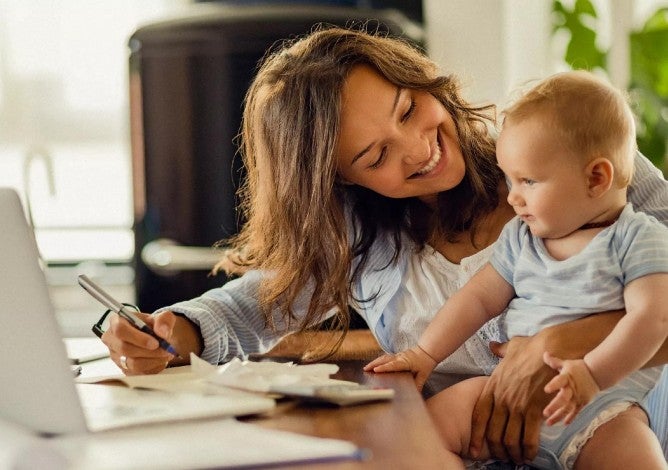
[563,406,582,425]
[111,352,172,375]
[103,312,160,350]
[101,311,175,375]
[471,335,555,463]
[521,405,542,462]
[485,403,510,462]
[469,383,493,458]
[503,413,524,465]
[151,310,177,340]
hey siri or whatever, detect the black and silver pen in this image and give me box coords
[77,274,180,357]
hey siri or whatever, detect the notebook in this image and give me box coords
[65,337,111,364]
[0,187,275,435]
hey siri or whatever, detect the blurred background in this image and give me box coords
[0,0,666,338]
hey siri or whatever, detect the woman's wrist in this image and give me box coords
[169,312,204,366]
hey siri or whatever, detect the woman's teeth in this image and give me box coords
[415,141,442,175]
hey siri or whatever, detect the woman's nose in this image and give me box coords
[400,133,429,166]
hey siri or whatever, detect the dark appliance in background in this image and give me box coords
[129,3,424,312]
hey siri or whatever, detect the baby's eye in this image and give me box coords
[401,99,416,123]
[523,178,536,186]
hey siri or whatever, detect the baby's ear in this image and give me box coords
[586,157,614,198]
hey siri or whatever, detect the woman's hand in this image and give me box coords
[364,347,437,392]
[468,337,555,465]
[468,311,629,465]
[101,310,199,375]
[542,353,600,425]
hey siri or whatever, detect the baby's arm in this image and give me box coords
[543,273,668,424]
[365,264,514,390]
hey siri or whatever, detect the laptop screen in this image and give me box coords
[0,188,87,435]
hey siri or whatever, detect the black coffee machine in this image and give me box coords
[129,3,424,312]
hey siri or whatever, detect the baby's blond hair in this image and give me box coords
[503,70,636,187]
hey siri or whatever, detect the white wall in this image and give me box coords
[424,0,667,105]
[424,0,552,107]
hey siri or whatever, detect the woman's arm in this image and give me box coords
[102,269,318,374]
[468,310,668,464]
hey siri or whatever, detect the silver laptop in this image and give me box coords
[0,187,274,435]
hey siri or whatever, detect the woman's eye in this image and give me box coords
[401,99,416,123]
[369,148,387,169]
[523,178,536,186]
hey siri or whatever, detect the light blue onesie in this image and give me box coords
[490,203,668,468]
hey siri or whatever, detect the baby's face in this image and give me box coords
[496,118,590,239]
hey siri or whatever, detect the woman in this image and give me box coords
[102,26,668,466]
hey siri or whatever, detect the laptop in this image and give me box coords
[0,187,275,435]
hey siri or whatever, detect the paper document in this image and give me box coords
[64,337,110,364]
[0,417,364,470]
[79,354,394,405]
[56,419,364,470]
[79,354,345,394]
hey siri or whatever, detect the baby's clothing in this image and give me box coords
[490,203,668,468]
[492,204,668,337]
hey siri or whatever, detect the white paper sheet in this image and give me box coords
[53,419,363,469]
[0,417,363,470]
[78,354,355,397]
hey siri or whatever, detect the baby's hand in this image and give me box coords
[364,347,437,391]
[542,352,601,425]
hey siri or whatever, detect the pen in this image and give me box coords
[77,274,180,357]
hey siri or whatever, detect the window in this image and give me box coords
[0,0,189,334]
[0,0,188,265]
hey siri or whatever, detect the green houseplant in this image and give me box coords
[553,0,668,174]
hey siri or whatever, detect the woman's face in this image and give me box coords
[335,65,466,205]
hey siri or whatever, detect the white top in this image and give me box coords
[387,244,498,376]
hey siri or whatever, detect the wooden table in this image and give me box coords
[76,331,452,469]
[240,360,451,469]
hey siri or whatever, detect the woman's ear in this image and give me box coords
[585,157,614,198]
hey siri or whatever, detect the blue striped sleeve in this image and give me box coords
[630,152,668,459]
[156,270,308,364]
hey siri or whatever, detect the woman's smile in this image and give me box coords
[409,133,444,179]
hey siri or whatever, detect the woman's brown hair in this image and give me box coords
[216,25,501,342]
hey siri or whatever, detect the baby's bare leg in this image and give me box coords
[426,376,490,464]
[575,405,667,470]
